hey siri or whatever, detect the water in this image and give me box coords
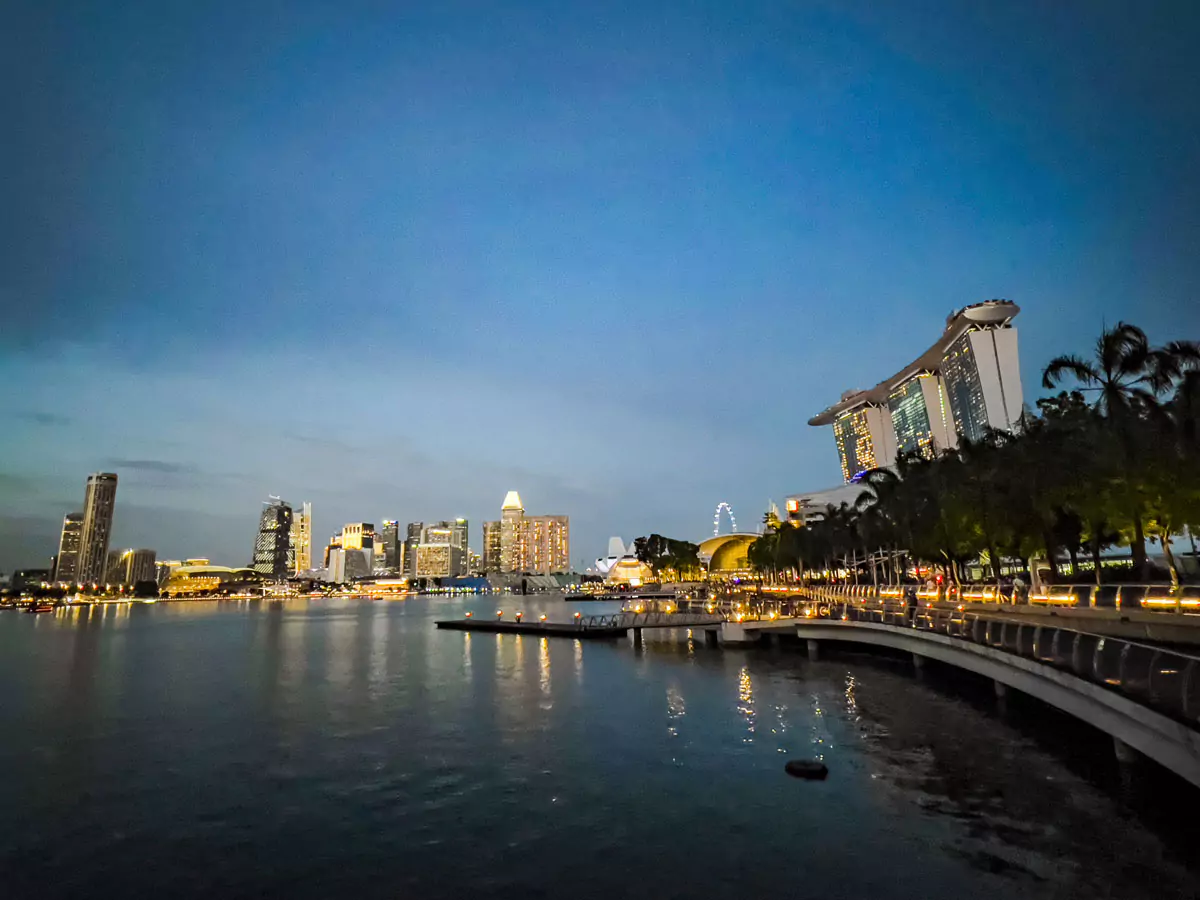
[1,594,1196,899]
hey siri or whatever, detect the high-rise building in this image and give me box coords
[523,515,570,575]
[328,546,372,583]
[886,373,957,460]
[53,512,83,582]
[288,502,312,573]
[341,523,374,552]
[412,520,468,578]
[831,405,897,483]
[104,548,157,585]
[482,521,502,572]
[381,520,400,572]
[810,300,1023,481]
[404,522,423,577]
[500,491,524,573]
[451,518,468,576]
[78,473,118,583]
[484,493,571,574]
[941,326,1023,443]
[251,498,293,579]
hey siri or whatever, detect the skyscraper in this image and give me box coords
[251,498,293,579]
[104,548,157,585]
[289,501,312,573]
[940,326,1023,443]
[811,300,1023,481]
[53,512,83,582]
[381,520,400,572]
[886,373,957,460]
[451,518,468,576]
[522,515,570,575]
[485,493,571,574]
[500,491,524,573]
[78,473,118,583]
[404,522,423,577]
[482,521,502,572]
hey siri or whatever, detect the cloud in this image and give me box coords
[11,411,72,426]
[104,459,199,475]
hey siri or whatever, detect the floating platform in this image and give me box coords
[435,618,628,638]
[563,591,679,602]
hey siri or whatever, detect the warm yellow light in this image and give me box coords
[539,614,547,621]
[465,611,473,618]
[574,612,581,619]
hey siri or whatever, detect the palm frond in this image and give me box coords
[1042,354,1098,389]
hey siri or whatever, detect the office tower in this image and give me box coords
[500,491,524,573]
[289,502,312,573]
[381,520,400,571]
[251,498,294,579]
[415,523,453,577]
[78,473,118,582]
[482,521,502,572]
[53,512,84,582]
[340,523,374,551]
[104,548,157,585]
[810,300,1023,482]
[487,493,571,575]
[451,518,468,576]
[522,515,570,575]
[404,522,423,577]
[412,521,468,578]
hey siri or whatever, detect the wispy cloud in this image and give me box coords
[104,459,199,475]
[11,411,71,426]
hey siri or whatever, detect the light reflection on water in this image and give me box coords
[0,593,1196,900]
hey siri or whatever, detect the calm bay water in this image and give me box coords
[1,594,1196,899]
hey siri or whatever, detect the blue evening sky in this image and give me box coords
[2,1,1198,572]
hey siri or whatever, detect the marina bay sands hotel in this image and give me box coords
[809,299,1024,483]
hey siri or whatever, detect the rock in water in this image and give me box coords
[785,760,828,780]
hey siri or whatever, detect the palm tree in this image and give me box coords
[1043,323,1199,578]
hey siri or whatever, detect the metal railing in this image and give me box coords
[816,595,1200,726]
[781,582,1200,614]
[581,610,726,629]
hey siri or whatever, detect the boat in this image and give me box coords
[27,603,56,614]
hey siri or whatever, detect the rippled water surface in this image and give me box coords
[1,595,1196,899]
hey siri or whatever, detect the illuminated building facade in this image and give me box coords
[811,300,1023,481]
[482,521,501,572]
[941,327,1023,443]
[53,512,83,582]
[288,502,312,573]
[887,373,957,459]
[381,520,401,572]
[499,491,524,573]
[485,492,571,574]
[78,473,118,582]
[251,498,293,579]
[831,405,896,483]
[412,521,468,578]
[104,548,157,585]
[403,523,422,577]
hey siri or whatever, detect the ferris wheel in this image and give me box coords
[713,502,737,536]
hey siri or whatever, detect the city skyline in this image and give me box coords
[2,2,1199,572]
